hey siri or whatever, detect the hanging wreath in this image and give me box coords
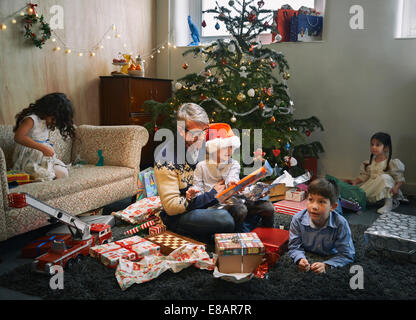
[23,4,51,49]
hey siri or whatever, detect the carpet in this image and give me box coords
[0,214,415,300]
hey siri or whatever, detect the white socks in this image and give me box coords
[377,198,400,214]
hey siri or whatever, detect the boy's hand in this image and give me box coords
[310,262,328,274]
[186,188,199,200]
[298,258,310,272]
[214,180,226,194]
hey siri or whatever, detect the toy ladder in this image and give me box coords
[8,192,91,241]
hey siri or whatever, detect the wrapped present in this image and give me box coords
[215,233,265,274]
[89,235,160,268]
[252,227,289,266]
[271,9,298,42]
[124,220,156,236]
[7,170,32,186]
[290,13,323,42]
[274,199,307,216]
[149,224,166,236]
[364,212,416,264]
[112,196,162,224]
[285,189,306,202]
[21,234,72,258]
[136,167,158,200]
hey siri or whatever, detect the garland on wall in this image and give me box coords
[0,2,174,63]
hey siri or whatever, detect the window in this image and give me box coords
[174,0,325,46]
[201,0,316,37]
[397,0,416,38]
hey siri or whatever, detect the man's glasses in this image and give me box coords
[185,127,209,140]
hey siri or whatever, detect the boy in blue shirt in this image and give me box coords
[288,178,355,273]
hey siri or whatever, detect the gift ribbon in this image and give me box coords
[97,238,157,267]
[28,3,38,15]
[231,234,245,273]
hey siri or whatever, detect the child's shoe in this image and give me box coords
[377,198,396,214]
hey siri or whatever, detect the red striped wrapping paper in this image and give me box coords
[273,200,307,216]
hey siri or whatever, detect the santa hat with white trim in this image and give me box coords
[205,123,241,154]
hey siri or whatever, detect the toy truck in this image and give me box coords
[8,192,112,274]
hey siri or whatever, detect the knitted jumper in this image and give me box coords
[153,135,218,216]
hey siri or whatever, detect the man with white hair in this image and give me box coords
[154,103,273,242]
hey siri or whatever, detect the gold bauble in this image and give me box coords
[230,115,237,123]
[0,24,6,31]
[218,78,223,85]
[237,92,246,102]
[283,72,291,80]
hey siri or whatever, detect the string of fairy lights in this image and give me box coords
[0,3,174,63]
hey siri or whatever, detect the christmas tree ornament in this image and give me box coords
[0,24,6,31]
[227,44,236,53]
[272,149,281,157]
[65,49,71,54]
[283,71,291,80]
[11,19,17,24]
[285,142,290,150]
[201,20,207,28]
[258,0,265,8]
[215,22,220,30]
[221,58,227,65]
[258,101,265,109]
[230,115,237,123]
[284,156,297,167]
[247,88,255,97]
[248,11,257,22]
[53,46,61,51]
[239,66,248,78]
[305,130,311,137]
[237,92,246,102]
[229,0,235,6]
[270,61,277,69]
[217,78,224,85]
[182,63,189,70]
[154,125,159,132]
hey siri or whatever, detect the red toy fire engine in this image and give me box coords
[8,192,112,274]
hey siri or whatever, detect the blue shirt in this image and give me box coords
[288,209,355,268]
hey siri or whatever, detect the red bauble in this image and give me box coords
[201,20,207,28]
[182,63,189,70]
[306,130,311,137]
[221,58,227,65]
[270,62,277,69]
[248,13,257,22]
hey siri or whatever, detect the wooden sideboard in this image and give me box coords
[99,76,172,168]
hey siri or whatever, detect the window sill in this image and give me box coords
[174,40,326,49]
[394,36,416,40]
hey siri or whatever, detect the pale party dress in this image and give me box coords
[12,114,68,181]
[358,158,405,203]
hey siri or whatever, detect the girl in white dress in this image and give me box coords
[347,132,405,214]
[12,93,76,181]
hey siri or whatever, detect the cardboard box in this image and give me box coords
[269,184,291,197]
[215,233,265,274]
[285,189,306,202]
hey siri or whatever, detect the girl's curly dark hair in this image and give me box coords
[13,93,75,139]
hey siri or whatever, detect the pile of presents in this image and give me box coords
[271,5,324,42]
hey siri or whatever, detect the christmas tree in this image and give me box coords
[145,0,324,173]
